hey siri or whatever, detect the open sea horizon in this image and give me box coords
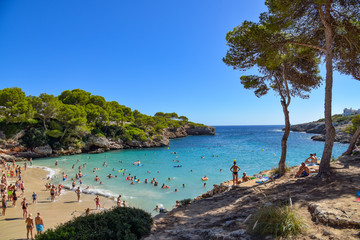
[32,125,348,214]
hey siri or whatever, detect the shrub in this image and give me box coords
[20,127,48,148]
[247,204,306,239]
[179,198,192,205]
[271,163,292,175]
[36,207,153,240]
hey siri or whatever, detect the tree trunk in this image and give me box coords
[279,99,290,176]
[318,3,336,177]
[343,126,360,155]
[43,117,47,131]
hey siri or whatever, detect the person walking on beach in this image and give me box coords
[94,195,100,210]
[35,212,44,235]
[50,186,55,201]
[25,213,34,240]
[75,187,81,202]
[2,195,7,216]
[32,192,37,204]
[21,197,28,219]
[230,160,240,185]
[12,189,18,207]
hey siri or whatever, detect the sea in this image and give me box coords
[32,125,348,214]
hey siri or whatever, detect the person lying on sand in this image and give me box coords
[295,162,310,177]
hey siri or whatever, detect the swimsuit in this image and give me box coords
[233,171,238,175]
[301,171,309,177]
[26,225,32,229]
[36,224,43,232]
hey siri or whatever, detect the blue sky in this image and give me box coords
[0,0,359,126]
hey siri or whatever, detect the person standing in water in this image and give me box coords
[230,160,240,185]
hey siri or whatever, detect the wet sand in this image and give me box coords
[1,167,117,240]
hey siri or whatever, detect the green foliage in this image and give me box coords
[46,130,63,138]
[247,204,306,238]
[0,121,23,138]
[179,198,192,205]
[36,207,153,240]
[271,163,292,175]
[21,127,48,148]
[124,126,148,142]
[0,87,202,150]
[58,89,91,105]
[30,93,61,129]
[0,87,34,123]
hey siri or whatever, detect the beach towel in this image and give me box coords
[256,177,269,183]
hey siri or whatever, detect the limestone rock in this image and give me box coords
[185,125,215,135]
[34,145,53,155]
[309,202,360,228]
[85,135,110,150]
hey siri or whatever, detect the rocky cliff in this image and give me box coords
[0,125,215,161]
[287,120,353,143]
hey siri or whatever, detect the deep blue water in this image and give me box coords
[32,126,347,213]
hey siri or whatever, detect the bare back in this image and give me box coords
[35,216,43,225]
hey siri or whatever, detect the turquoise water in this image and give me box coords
[32,126,347,214]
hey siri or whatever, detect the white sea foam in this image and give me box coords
[32,165,57,179]
[270,129,283,132]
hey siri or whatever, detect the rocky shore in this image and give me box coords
[287,121,353,143]
[0,125,215,162]
[146,154,360,240]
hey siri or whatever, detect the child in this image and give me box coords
[32,192,37,204]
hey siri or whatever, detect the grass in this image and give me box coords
[247,204,306,239]
[271,163,292,175]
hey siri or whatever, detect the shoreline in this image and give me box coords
[0,167,118,240]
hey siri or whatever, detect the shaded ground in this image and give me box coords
[145,154,360,240]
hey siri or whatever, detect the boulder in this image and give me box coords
[109,141,124,150]
[85,135,110,150]
[14,151,43,159]
[34,145,53,155]
[309,202,360,228]
[0,153,18,162]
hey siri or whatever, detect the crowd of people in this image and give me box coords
[1,159,45,239]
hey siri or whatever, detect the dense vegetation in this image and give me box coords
[0,87,203,150]
[36,207,153,240]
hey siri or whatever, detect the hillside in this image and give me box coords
[0,88,214,160]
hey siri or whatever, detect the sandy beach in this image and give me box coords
[1,166,117,240]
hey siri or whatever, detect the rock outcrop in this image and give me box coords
[0,124,215,160]
[288,121,353,143]
[34,145,53,155]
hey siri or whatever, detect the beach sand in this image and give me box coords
[1,167,117,240]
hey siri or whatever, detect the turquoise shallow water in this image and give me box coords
[32,126,347,214]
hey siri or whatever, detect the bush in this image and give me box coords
[271,163,292,175]
[36,207,153,240]
[179,198,192,205]
[20,127,48,148]
[247,204,306,239]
